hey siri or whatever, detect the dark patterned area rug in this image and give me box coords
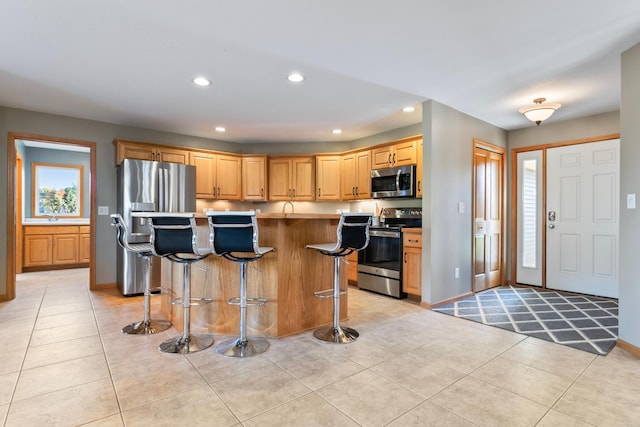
[433,285,618,355]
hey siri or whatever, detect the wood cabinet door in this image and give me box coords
[347,251,358,283]
[403,247,422,295]
[79,234,91,263]
[340,153,357,200]
[24,235,52,267]
[190,151,217,199]
[416,140,423,198]
[393,140,417,166]
[355,150,371,198]
[292,157,315,200]
[217,154,242,200]
[269,158,292,200]
[157,147,189,164]
[242,156,267,201]
[371,146,393,169]
[316,155,341,200]
[52,234,79,265]
[116,142,155,164]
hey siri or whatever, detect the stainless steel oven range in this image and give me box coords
[357,207,422,298]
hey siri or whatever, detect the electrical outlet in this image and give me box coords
[98,206,109,215]
[455,267,460,279]
[627,194,636,209]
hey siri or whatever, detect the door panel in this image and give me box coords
[516,150,543,286]
[546,139,619,298]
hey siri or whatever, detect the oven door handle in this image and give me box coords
[369,230,401,238]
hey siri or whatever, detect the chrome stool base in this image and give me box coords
[159,334,215,354]
[216,337,269,358]
[313,325,359,344]
[122,319,171,335]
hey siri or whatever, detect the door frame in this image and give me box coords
[5,132,97,300]
[472,139,506,292]
[509,133,620,287]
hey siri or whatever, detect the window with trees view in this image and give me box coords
[32,163,83,218]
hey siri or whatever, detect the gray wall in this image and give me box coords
[23,147,91,218]
[421,100,508,304]
[620,42,640,348]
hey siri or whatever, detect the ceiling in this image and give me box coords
[2,1,640,144]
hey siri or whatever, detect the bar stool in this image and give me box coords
[110,214,171,335]
[207,211,273,357]
[147,212,215,354]
[306,213,372,344]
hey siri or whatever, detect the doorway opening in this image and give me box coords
[6,133,96,300]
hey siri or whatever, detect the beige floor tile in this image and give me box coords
[38,300,94,317]
[317,369,425,427]
[101,331,172,367]
[261,333,327,363]
[431,376,547,426]
[371,351,466,398]
[13,354,110,401]
[0,372,19,406]
[536,409,596,426]
[0,349,27,376]
[411,337,499,374]
[81,414,125,426]
[187,351,273,384]
[122,385,238,426]
[34,309,96,329]
[319,335,408,368]
[110,354,208,411]
[501,337,597,381]
[5,378,119,427]
[0,403,8,425]
[470,356,573,406]
[387,401,476,427]
[277,347,365,390]
[29,320,98,346]
[22,334,104,369]
[210,362,311,421]
[554,374,640,425]
[243,393,359,427]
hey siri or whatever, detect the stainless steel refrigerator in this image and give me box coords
[117,159,196,295]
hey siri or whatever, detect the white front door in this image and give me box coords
[546,139,620,298]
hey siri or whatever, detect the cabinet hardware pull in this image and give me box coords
[352,186,355,196]
[318,187,321,197]
[418,181,421,192]
[261,188,264,197]
[217,187,220,197]
[392,153,396,164]
[355,186,359,195]
[409,239,418,243]
[388,153,392,164]
[404,252,407,263]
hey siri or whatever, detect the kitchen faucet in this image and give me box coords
[282,200,294,214]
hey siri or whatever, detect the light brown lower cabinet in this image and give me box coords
[347,251,358,284]
[23,225,90,269]
[402,228,422,296]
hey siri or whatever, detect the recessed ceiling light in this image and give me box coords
[332,129,342,135]
[288,72,304,83]
[193,77,211,86]
[215,126,226,132]
[402,106,416,113]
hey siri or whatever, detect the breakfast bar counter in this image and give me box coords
[159,213,349,337]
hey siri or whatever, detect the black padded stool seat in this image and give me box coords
[147,212,214,354]
[207,211,273,357]
[110,213,171,335]
[306,213,372,343]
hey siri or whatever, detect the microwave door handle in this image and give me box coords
[396,170,401,191]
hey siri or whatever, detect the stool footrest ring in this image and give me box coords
[313,289,347,298]
[227,297,267,306]
[171,297,213,306]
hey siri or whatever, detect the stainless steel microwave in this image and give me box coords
[371,165,416,198]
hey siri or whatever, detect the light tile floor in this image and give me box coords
[1,268,639,426]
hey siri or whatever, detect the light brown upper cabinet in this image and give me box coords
[371,138,417,169]
[341,150,371,200]
[115,140,189,165]
[416,139,423,198]
[189,151,241,200]
[242,156,268,201]
[269,156,315,201]
[316,155,341,200]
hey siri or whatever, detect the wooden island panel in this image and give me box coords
[160,214,347,337]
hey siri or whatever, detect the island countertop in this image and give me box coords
[160,214,348,337]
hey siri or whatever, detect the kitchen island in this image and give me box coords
[159,213,349,337]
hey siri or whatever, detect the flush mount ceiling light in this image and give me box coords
[287,72,304,83]
[193,77,211,87]
[332,129,342,135]
[402,106,416,113]
[519,97,561,125]
[215,126,226,132]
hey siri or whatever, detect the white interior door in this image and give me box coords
[546,139,620,298]
[516,150,543,286]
